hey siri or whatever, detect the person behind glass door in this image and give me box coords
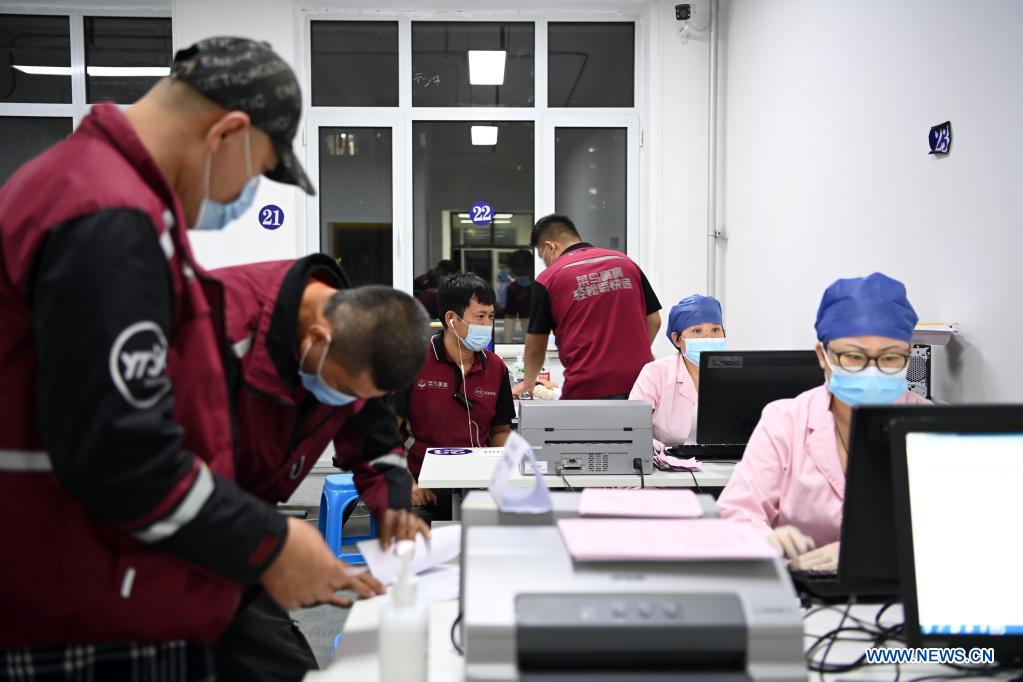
[413,259,458,319]
[503,249,535,320]
[717,272,929,571]
[630,294,725,447]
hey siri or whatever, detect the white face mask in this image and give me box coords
[540,243,555,267]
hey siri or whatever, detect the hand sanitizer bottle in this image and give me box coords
[379,540,428,682]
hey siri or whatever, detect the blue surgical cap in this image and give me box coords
[815,272,918,344]
[666,294,723,343]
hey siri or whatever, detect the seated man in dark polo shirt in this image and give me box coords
[512,214,662,400]
[393,273,516,513]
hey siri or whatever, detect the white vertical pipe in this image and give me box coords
[706,0,719,296]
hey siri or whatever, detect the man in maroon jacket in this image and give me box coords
[513,214,662,400]
[0,38,379,681]
[393,274,515,518]
[212,255,431,679]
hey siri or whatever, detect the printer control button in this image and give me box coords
[611,602,628,618]
[663,602,680,618]
[637,602,653,619]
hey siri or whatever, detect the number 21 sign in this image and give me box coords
[259,204,284,230]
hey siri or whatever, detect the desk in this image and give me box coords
[417,451,736,518]
[309,598,1015,682]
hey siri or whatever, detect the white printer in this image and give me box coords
[517,400,653,475]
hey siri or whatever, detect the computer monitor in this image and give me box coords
[839,405,1007,592]
[889,408,1023,664]
[696,351,823,446]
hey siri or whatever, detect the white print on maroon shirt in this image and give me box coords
[474,387,497,398]
[416,379,450,389]
[571,267,633,301]
[109,321,171,409]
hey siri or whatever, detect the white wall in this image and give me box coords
[165,0,717,343]
[718,0,1023,401]
[642,0,714,358]
[172,0,305,269]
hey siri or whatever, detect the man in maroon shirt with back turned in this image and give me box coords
[512,214,662,400]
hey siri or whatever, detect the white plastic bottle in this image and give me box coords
[379,540,428,682]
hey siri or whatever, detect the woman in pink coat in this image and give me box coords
[717,273,929,572]
[629,294,725,446]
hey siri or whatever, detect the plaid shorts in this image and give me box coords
[1,641,215,682]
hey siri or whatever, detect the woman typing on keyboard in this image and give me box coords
[717,273,929,572]
[629,294,725,449]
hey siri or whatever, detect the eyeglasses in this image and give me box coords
[828,347,911,375]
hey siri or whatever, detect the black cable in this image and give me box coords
[632,457,645,489]
[556,463,574,491]
[687,468,703,494]
[813,597,853,679]
[450,611,464,656]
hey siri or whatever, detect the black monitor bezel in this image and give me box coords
[889,409,1023,662]
[696,350,823,445]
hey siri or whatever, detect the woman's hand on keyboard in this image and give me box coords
[768,525,816,560]
[790,541,839,572]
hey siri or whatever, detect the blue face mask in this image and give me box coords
[680,337,726,365]
[826,360,908,407]
[453,315,492,353]
[194,131,260,231]
[298,338,357,407]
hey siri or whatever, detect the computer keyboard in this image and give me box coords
[789,569,897,604]
[668,443,745,459]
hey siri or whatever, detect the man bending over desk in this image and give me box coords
[392,273,516,518]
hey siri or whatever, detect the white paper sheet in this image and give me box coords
[356,524,461,585]
[487,431,553,514]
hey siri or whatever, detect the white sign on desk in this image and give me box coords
[488,432,553,514]
[425,447,504,458]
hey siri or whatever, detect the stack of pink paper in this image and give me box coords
[578,488,703,518]
[557,517,778,561]
[653,450,702,472]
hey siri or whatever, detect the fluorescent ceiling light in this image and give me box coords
[467,50,506,86]
[471,125,498,146]
[457,213,470,218]
[12,65,70,76]
[494,213,512,219]
[87,66,170,77]
[460,219,474,224]
[494,219,512,224]
[13,65,171,77]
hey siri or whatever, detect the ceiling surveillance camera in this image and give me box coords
[675,3,692,21]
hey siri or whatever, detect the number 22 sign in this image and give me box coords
[259,204,284,230]
[469,201,493,226]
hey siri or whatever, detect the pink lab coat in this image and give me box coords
[718,384,930,549]
[629,353,698,446]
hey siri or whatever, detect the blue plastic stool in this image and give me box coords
[318,473,377,565]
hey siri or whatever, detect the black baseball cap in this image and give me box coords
[170,36,315,195]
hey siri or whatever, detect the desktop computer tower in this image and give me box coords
[908,345,932,400]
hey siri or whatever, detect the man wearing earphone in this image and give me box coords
[392,273,515,518]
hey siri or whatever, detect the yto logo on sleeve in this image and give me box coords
[109,321,171,409]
